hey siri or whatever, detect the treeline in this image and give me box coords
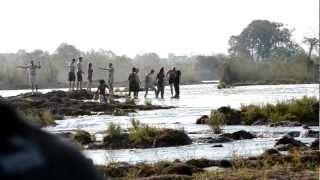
[220,20,319,86]
[0,19,318,90]
[0,43,224,89]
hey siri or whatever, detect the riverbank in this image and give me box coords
[94,140,319,179]
[218,80,317,89]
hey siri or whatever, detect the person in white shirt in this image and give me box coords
[99,63,114,95]
[17,60,41,94]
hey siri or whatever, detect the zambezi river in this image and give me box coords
[0,83,318,165]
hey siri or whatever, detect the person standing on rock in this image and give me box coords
[156,67,165,99]
[17,60,41,94]
[99,63,114,95]
[76,57,84,90]
[166,67,176,97]
[87,62,93,92]
[67,58,76,91]
[144,69,156,98]
[173,70,181,99]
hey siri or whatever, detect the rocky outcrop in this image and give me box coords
[275,135,306,151]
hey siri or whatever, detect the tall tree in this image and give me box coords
[303,36,319,59]
[229,20,299,60]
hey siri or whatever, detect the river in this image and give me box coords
[1,83,319,165]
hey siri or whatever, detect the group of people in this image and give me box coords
[17,58,181,104]
[128,67,181,99]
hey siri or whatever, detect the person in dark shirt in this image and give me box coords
[166,67,176,97]
[156,67,165,99]
[173,70,181,99]
[96,79,108,104]
[0,102,104,180]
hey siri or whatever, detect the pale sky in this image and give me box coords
[0,0,318,57]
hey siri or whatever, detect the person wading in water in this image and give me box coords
[166,67,176,97]
[156,67,165,99]
[144,69,156,98]
[17,60,41,94]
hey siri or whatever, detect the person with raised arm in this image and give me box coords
[17,60,41,94]
[99,63,114,95]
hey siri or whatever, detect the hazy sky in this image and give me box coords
[0,0,318,57]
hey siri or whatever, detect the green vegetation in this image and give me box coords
[25,110,55,127]
[103,119,191,149]
[240,96,318,125]
[112,108,128,116]
[128,119,161,145]
[207,96,319,126]
[207,110,224,134]
[106,122,122,138]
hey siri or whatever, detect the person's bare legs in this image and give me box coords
[170,83,173,97]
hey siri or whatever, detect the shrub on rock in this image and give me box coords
[73,130,93,145]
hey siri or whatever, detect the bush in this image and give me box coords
[107,122,122,138]
[129,119,160,145]
[208,110,225,134]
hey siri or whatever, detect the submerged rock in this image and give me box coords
[154,129,192,147]
[287,131,300,138]
[252,118,271,126]
[162,163,200,176]
[310,139,319,150]
[305,130,319,138]
[221,130,256,140]
[275,135,305,151]
[196,115,209,124]
[270,121,302,127]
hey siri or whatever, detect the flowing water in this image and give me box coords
[1,83,319,165]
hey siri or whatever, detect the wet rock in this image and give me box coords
[154,129,192,147]
[216,106,243,125]
[310,139,319,150]
[207,136,233,143]
[162,163,200,176]
[140,175,192,180]
[252,118,271,126]
[86,142,105,149]
[221,130,256,140]
[196,115,209,124]
[270,121,302,127]
[212,144,223,148]
[261,149,281,156]
[73,130,93,145]
[103,133,130,149]
[67,90,93,100]
[305,130,319,138]
[275,135,305,151]
[287,131,300,138]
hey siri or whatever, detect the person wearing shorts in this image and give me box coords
[76,57,83,90]
[99,63,114,95]
[68,59,76,91]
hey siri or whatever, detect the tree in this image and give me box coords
[303,36,319,59]
[229,20,299,60]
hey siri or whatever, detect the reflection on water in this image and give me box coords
[1,84,319,164]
